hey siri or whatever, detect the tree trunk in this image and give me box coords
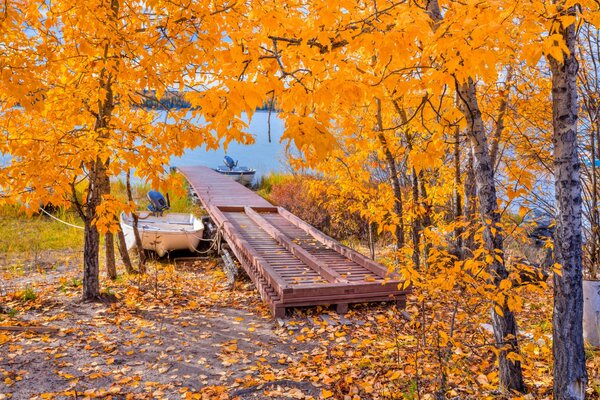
[453,127,463,256]
[411,167,421,270]
[375,98,405,248]
[82,160,103,300]
[126,170,146,273]
[368,222,376,260]
[98,163,117,280]
[549,8,588,398]
[105,232,117,280]
[419,172,432,268]
[81,0,119,297]
[490,66,512,171]
[464,148,477,251]
[591,119,600,280]
[116,229,135,274]
[426,2,525,389]
[456,78,525,394]
[83,217,101,300]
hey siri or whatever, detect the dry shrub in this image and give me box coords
[267,175,366,241]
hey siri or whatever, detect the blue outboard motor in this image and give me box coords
[147,190,170,215]
[223,155,238,170]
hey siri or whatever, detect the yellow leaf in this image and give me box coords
[553,263,563,277]
[494,305,504,317]
[0,333,9,345]
[321,389,334,399]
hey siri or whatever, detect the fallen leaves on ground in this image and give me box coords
[0,257,598,399]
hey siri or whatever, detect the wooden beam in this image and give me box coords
[279,293,406,308]
[277,207,399,279]
[218,206,278,213]
[244,207,349,284]
[285,282,408,300]
[209,205,291,295]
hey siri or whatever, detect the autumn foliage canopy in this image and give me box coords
[1,0,599,397]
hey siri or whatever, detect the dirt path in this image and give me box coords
[0,258,325,399]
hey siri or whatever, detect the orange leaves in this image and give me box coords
[0,333,9,346]
[408,137,445,173]
[543,33,571,63]
[93,195,121,234]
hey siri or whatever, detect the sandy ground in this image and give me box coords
[0,254,332,399]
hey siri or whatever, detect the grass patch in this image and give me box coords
[21,285,37,301]
[0,175,201,256]
[59,277,82,293]
[0,208,84,254]
[255,172,289,198]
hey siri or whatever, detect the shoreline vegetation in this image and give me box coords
[139,90,279,112]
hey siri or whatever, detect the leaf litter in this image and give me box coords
[0,256,598,399]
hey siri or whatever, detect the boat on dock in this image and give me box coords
[120,212,204,257]
[120,190,203,257]
[215,155,256,186]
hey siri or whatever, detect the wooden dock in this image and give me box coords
[179,166,408,317]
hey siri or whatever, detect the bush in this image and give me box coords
[266,175,367,241]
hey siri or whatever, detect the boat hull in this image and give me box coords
[214,167,256,186]
[120,212,204,257]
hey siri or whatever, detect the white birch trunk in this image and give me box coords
[549,8,587,399]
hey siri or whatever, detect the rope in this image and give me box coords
[39,207,84,230]
[184,226,223,255]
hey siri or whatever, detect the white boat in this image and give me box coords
[120,212,204,257]
[214,166,256,186]
[215,155,256,186]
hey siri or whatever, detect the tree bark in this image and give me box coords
[490,66,512,171]
[411,167,421,270]
[83,219,101,299]
[375,98,405,249]
[116,229,135,274]
[419,172,432,268]
[464,148,477,251]
[98,162,117,280]
[82,162,103,300]
[453,127,464,256]
[591,119,600,280]
[368,222,376,260]
[105,232,117,280]
[549,7,588,399]
[456,78,525,394]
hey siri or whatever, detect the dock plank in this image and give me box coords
[178,166,409,317]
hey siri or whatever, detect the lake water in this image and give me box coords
[0,111,289,185]
[169,110,288,181]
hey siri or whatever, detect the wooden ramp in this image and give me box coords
[179,166,408,317]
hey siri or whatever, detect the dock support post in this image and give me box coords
[395,297,407,310]
[274,305,286,319]
[336,303,349,314]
